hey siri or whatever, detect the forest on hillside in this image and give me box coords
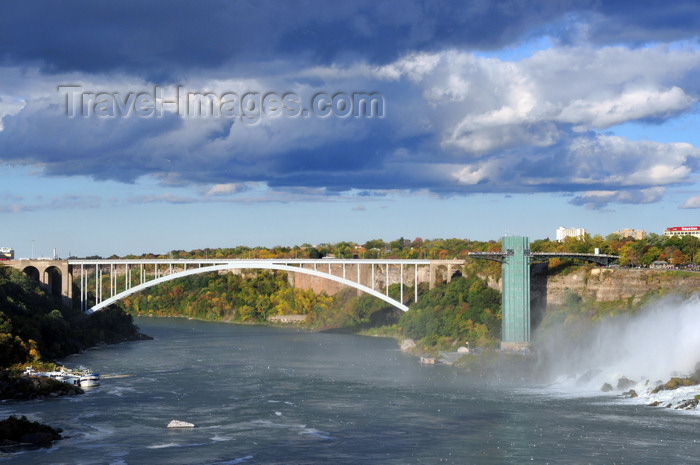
[122,270,333,322]
[398,276,502,348]
[0,266,145,369]
[120,269,410,330]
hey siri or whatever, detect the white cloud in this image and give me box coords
[376,45,700,155]
[567,135,699,187]
[373,52,442,82]
[206,183,242,196]
[571,187,666,209]
[0,193,101,212]
[0,95,26,131]
[452,159,502,185]
[680,195,700,209]
[0,43,699,206]
[558,86,693,129]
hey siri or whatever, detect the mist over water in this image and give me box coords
[533,293,700,389]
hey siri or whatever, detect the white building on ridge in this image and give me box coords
[556,227,586,242]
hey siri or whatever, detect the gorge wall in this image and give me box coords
[533,267,700,307]
[287,262,446,296]
[288,262,700,311]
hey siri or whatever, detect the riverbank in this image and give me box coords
[0,370,83,401]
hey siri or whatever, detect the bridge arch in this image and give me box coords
[23,266,40,282]
[87,263,410,314]
[44,266,63,297]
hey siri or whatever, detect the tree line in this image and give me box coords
[76,232,699,268]
[531,233,699,267]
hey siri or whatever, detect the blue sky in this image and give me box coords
[1,1,699,258]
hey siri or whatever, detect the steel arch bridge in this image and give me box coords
[65,258,465,313]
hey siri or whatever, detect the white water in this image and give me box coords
[534,293,700,408]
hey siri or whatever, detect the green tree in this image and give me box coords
[619,243,641,266]
[641,246,661,266]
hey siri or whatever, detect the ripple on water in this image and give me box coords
[147,441,208,449]
[214,455,254,464]
[209,434,233,442]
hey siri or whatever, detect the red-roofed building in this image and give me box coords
[664,226,700,239]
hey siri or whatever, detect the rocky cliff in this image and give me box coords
[534,267,700,307]
[287,263,435,296]
[290,263,700,311]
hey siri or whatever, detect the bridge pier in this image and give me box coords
[468,238,618,351]
[500,236,531,351]
[428,262,459,290]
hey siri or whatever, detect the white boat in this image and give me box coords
[24,365,100,387]
[79,371,100,387]
[71,366,101,387]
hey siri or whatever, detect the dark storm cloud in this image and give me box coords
[586,1,700,44]
[0,95,184,181]
[5,0,690,78]
[1,1,700,210]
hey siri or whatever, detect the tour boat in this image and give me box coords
[24,365,100,387]
[77,369,101,387]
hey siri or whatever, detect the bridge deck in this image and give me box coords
[59,258,466,313]
[467,251,618,265]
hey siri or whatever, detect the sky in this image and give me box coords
[1,1,699,258]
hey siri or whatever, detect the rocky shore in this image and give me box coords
[0,371,83,401]
[0,371,85,448]
[595,365,700,412]
[620,375,700,412]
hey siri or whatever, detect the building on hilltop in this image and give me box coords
[614,229,646,240]
[556,227,586,242]
[664,226,700,239]
[0,247,14,260]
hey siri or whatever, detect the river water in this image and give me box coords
[1,317,698,464]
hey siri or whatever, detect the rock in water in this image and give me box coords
[652,377,699,394]
[616,377,636,390]
[167,420,195,428]
[20,432,56,444]
[577,369,601,386]
[601,383,613,392]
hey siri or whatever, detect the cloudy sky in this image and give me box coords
[1,1,699,258]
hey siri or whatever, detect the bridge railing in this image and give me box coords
[68,258,465,313]
[467,251,619,265]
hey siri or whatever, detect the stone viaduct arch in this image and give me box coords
[45,266,64,297]
[3,260,73,307]
[22,265,40,281]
